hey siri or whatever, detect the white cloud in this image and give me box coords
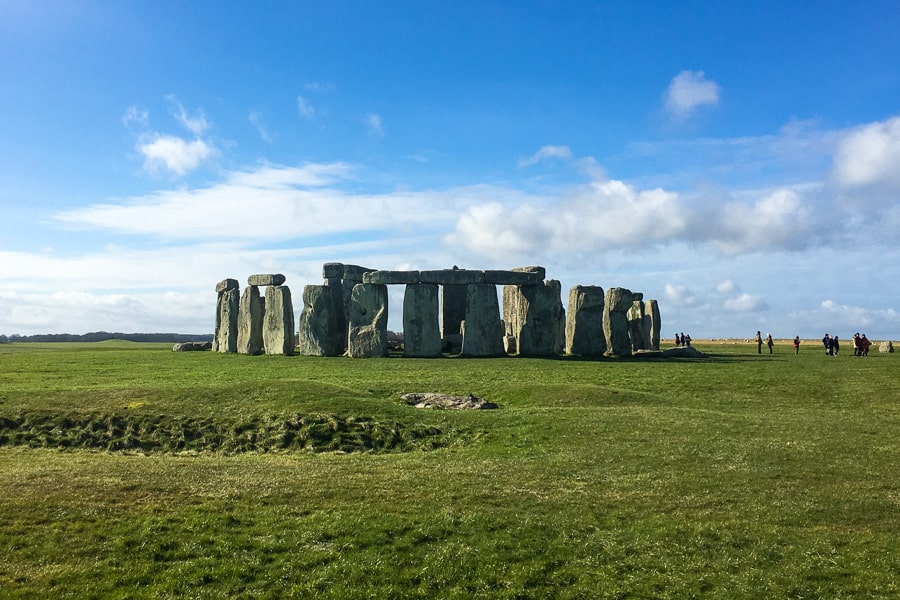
[664,70,721,119]
[167,95,211,135]
[365,112,384,136]
[716,280,739,294]
[122,105,149,128]
[297,96,315,120]
[664,284,699,306]
[832,116,900,189]
[138,135,215,175]
[519,145,573,167]
[249,111,272,142]
[723,293,767,312]
[710,188,818,254]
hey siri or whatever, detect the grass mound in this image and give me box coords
[0,411,458,454]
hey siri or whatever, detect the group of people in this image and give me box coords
[755,332,873,356]
[673,332,692,347]
[754,331,774,354]
[822,333,870,356]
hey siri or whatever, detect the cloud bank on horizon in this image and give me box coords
[1,2,899,339]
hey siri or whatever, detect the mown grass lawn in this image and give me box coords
[0,340,897,598]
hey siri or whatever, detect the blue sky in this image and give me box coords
[2,1,900,339]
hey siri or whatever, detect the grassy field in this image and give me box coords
[0,340,897,598]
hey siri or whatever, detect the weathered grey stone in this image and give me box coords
[879,340,894,353]
[565,285,606,356]
[628,301,650,352]
[441,285,465,337]
[604,287,639,357]
[482,269,544,285]
[342,264,375,281]
[419,269,484,285]
[263,285,295,355]
[347,283,388,358]
[402,283,442,357]
[323,262,344,279]
[215,278,239,293]
[213,288,239,353]
[237,285,265,355]
[172,341,212,352]
[297,284,346,356]
[364,270,421,285]
[503,280,565,356]
[248,273,286,287]
[512,266,546,279]
[503,334,517,354]
[461,284,505,357]
[400,393,498,410]
[647,299,661,351]
[662,346,709,359]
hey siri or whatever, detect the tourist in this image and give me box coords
[684,334,692,347]
[674,334,680,347]
[766,333,774,354]
[755,331,763,354]
[833,336,840,356]
[823,333,832,356]
[793,335,800,354]
[853,332,861,357]
[861,334,871,357]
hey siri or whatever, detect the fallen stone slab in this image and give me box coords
[172,341,212,351]
[400,393,498,410]
[661,346,709,359]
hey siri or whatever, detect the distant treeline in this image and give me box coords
[0,332,213,343]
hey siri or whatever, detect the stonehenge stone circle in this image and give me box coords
[237,285,265,355]
[565,285,607,356]
[348,283,389,358]
[403,283,442,357]
[214,263,666,360]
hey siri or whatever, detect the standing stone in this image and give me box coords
[503,280,565,356]
[297,284,345,356]
[442,284,467,337]
[341,265,375,343]
[403,283,442,357]
[628,300,650,352]
[213,280,240,353]
[879,340,894,353]
[647,299,661,351]
[461,284,505,357]
[263,285,295,355]
[347,283,389,358]
[604,288,640,357]
[565,286,606,356]
[237,285,265,355]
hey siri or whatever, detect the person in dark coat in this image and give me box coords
[755,331,763,354]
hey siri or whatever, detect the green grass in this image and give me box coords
[0,341,898,598]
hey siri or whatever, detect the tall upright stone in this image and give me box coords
[628,300,650,352]
[604,287,640,357]
[297,284,345,356]
[237,285,265,355]
[646,299,661,351]
[263,285,295,355]
[341,264,375,343]
[441,284,467,337]
[213,279,239,353]
[503,280,565,356]
[347,283,389,358]
[565,285,606,356]
[403,283,442,357]
[461,284,505,357]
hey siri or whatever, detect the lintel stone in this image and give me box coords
[419,269,484,285]
[215,278,239,293]
[363,270,421,285]
[248,273,286,286]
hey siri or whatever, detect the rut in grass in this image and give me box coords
[0,411,464,454]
